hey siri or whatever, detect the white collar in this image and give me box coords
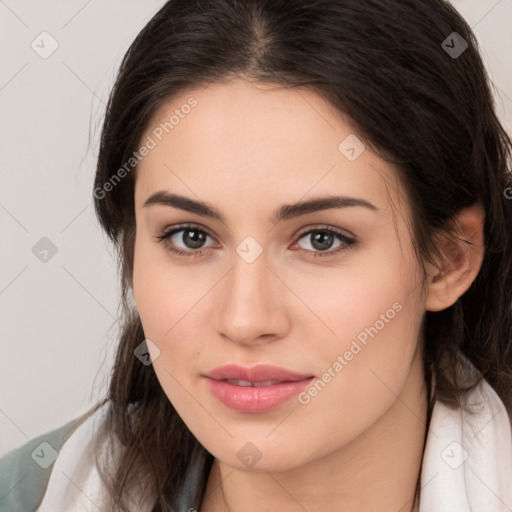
[419,377,512,511]
[36,378,512,511]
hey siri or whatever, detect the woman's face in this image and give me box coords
[132,78,427,471]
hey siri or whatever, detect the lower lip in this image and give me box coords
[204,377,314,413]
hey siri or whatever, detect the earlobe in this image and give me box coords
[425,203,485,312]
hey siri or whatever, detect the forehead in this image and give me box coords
[135,79,405,216]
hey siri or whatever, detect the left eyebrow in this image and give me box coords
[273,195,378,222]
[142,191,378,224]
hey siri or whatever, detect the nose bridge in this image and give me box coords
[214,237,287,343]
[227,240,271,313]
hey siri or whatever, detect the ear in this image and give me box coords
[425,203,485,312]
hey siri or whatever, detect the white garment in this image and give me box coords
[33,403,132,512]
[419,377,512,511]
[36,378,512,511]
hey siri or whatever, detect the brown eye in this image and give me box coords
[155,224,217,257]
[293,227,357,258]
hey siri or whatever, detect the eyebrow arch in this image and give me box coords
[143,191,378,223]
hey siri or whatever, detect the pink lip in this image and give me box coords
[203,364,314,413]
[203,364,313,382]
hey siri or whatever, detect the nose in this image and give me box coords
[211,245,291,347]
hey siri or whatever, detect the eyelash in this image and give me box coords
[155,223,358,259]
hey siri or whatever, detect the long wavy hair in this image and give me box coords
[85,0,512,510]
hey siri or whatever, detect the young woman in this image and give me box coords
[2,0,512,511]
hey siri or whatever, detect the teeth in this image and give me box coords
[225,379,282,387]
[226,379,253,387]
[253,379,281,387]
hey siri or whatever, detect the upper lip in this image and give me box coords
[203,364,313,383]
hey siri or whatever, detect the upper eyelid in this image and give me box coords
[295,224,355,240]
[161,223,216,241]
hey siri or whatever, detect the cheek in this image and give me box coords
[298,246,423,406]
[296,242,420,355]
[132,247,177,377]
[132,237,205,378]
[132,248,199,415]
[292,293,423,454]
[132,236,188,337]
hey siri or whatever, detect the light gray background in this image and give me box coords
[1,0,511,458]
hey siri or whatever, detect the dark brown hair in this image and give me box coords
[88,0,512,510]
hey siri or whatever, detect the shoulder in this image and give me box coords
[0,405,104,512]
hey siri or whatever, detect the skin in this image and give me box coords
[131,78,484,512]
